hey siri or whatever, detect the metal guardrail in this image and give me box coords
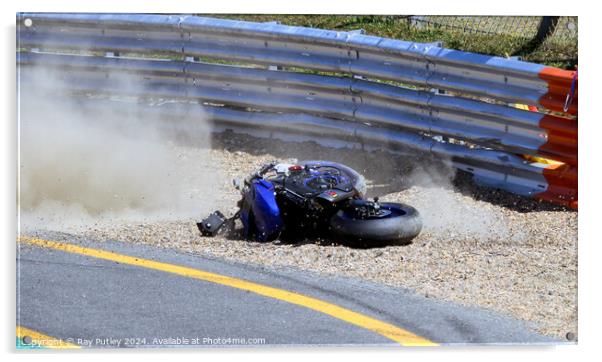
[16,13,578,208]
[17,52,577,165]
[17,13,579,114]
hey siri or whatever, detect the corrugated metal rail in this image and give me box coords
[16,13,578,208]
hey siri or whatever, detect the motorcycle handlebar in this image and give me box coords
[244,161,277,186]
[257,162,277,176]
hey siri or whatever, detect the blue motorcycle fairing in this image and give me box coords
[239,194,252,238]
[241,179,283,241]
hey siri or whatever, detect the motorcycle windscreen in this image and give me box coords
[300,160,366,197]
[252,179,283,241]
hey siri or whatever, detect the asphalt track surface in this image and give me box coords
[17,235,557,348]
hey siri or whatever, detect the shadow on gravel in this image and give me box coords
[172,128,571,214]
[211,131,421,191]
[206,132,572,214]
[452,171,573,213]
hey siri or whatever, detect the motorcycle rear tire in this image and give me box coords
[329,202,422,247]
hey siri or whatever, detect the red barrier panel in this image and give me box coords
[535,113,577,165]
[538,67,578,115]
[536,163,578,209]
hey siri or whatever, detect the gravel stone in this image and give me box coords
[59,133,575,340]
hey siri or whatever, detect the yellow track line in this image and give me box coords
[19,237,437,346]
[17,325,81,349]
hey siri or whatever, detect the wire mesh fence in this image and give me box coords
[409,16,577,43]
[408,16,577,67]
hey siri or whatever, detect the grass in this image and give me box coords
[207,15,577,69]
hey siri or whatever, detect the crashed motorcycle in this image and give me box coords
[198,161,422,247]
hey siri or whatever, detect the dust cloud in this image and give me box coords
[18,65,221,233]
[403,164,516,241]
